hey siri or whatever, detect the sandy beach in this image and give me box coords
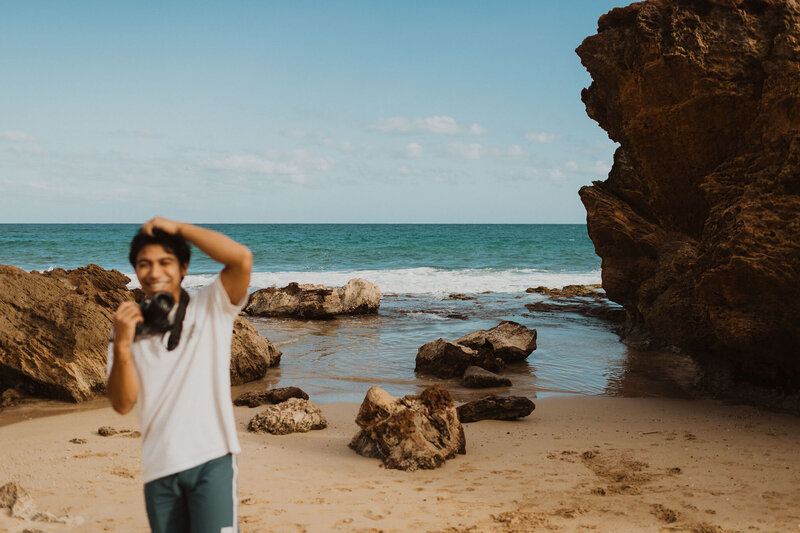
[2,395,799,532]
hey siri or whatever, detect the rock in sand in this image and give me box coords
[457,395,535,423]
[349,385,466,471]
[247,398,327,435]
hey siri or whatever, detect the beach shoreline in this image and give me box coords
[2,395,798,532]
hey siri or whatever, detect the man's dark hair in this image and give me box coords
[129,229,191,268]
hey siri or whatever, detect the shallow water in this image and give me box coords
[236,292,697,404]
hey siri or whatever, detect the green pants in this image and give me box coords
[144,454,238,533]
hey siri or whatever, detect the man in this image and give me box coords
[107,217,252,533]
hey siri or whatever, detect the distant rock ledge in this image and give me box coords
[244,278,381,319]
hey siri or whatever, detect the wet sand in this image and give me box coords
[2,396,799,532]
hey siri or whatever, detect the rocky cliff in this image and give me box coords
[0,264,280,402]
[576,0,800,396]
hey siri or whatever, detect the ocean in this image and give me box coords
[0,224,691,403]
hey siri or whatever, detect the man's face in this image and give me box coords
[134,244,188,300]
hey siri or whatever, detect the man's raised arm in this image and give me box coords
[141,217,253,304]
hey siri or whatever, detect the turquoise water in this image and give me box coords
[0,224,600,294]
[2,224,690,403]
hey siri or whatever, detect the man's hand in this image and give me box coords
[141,217,183,237]
[113,301,143,349]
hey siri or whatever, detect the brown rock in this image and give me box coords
[415,338,503,379]
[349,385,466,471]
[0,482,81,525]
[229,317,281,385]
[455,321,537,363]
[525,284,604,298]
[97,426,119,436]
[0,264,279,402]
[576,0,800,392]
[457,395,536,423]
[461,366,512,389]
[244,278,380,318]
[247,398,327,435]
[233,386,309,407]
[0,264,132,401]
[1,388,23,408]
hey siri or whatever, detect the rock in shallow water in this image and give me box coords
[349,385,466,471]
[415,321,537,379]
[457,395,535,423]
[244,278,380,318]
[576,0,800,396]
[461,366,512,388]
[247,398,327,435]
[455,321,537,363]
[415,338,503,379]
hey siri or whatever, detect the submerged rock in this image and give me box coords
[0,264,280,402]
[247,398,327,435]
[461,366,512,389]
[576,0,800,396]
[233,386,309,407]
[457,395,535,423]
[244,278,381,318]
[349,385,466,471]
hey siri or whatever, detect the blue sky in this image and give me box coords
[0,1,624,223]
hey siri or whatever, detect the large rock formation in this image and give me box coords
[244,278,381,319]
[576,0,800,394]
[0,264,280,402]
[349,385,466,471]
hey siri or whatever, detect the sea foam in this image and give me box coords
[124,267,601,295]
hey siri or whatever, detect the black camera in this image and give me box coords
[136,292,175,337]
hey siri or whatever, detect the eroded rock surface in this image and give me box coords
[349,385,466,471]
[0,264,279,402]
[415,339,503,379]
[230,317,282,385]
[457,395,536,423]
[247,398,327,435]
[0,482,82,525]
[245,278,380,318]
[455,321,537,363]
[576,0,800,394]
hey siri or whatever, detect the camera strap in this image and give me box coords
[167,289,190,351]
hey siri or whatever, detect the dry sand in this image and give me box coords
[1,396,799,532]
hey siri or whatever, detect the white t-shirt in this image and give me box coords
[107,275,245,483]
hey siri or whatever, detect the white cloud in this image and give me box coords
[322,138,356,153]
[370,115,486,136]
[525,131,560,143]
[10,144,43,154]
[0,130,36,142]
[285,129,307,139]
[504,144,526,158]
[565,161,579,170]
[593,160,611,174]
[405,142,423,158]
[202,150,334,183]
[446,142,484,160]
